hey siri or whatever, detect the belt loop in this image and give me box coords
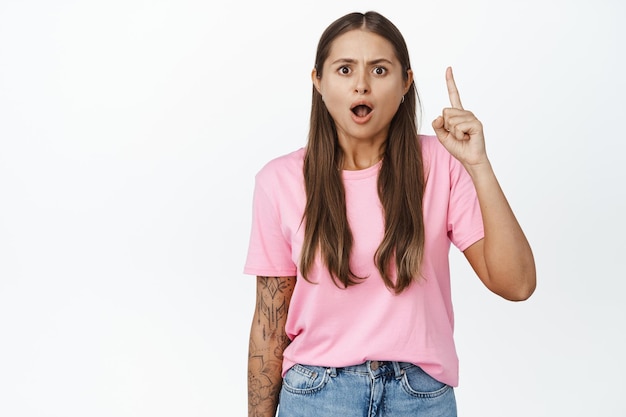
[327,367,337,377]
[392,361,402,380]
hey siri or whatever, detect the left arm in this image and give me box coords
[432,67,536,301]
[460,161,536,301]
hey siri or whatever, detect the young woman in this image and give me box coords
[245,11,535,417]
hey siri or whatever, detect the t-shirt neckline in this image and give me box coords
[341,159,382,180]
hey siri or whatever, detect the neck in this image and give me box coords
[338,135,386,171]
[341,152,383,170]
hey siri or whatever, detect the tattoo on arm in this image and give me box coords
[257,276,291,334]
[248,276,296,417]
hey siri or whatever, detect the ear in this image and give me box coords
[404,69,414,94]
[311,68,322,94]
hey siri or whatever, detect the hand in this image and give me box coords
[432,67,488,167]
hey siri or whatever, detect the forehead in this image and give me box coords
[326,29,397,62]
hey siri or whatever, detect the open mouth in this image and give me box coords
[351,104,372,117]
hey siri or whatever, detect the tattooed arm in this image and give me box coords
[248,276,296,417]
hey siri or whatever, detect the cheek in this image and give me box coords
[321,92,345,117]
[380,86,404,111]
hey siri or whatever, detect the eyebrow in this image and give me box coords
[330,58,395,66]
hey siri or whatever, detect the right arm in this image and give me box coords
[248,276,296,417]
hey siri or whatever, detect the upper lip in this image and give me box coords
[350,100,374,111]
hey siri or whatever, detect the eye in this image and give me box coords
[373,66,387,76]
[338,66,351,75]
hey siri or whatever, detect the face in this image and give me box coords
[313,29,412,147]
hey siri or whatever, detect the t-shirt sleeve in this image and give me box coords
[243,171,298,277]
[447,157,484,252]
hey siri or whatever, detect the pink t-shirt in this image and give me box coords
[244,135,484,387]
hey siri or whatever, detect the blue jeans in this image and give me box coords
[278,361,457,417]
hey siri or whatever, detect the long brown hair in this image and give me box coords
[300,11,425,294]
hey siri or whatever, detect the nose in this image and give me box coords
[355,72,370,95]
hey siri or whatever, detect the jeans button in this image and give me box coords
[370,361,379,371]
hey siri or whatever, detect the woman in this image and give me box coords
[245,11,535,417]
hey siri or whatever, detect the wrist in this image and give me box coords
[462,158,493,180]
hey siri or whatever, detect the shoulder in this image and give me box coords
[419,134,468,184]
[255,148,305,188]
[419,134,452,163]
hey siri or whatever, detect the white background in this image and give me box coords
[1,0,624,415]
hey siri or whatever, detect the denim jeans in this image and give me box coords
[278,361,457,417]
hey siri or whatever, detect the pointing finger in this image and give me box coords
[446,66,464,110]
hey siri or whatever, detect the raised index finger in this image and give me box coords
[446,66,464,109]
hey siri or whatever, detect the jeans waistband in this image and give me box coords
[328,361,414,379]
